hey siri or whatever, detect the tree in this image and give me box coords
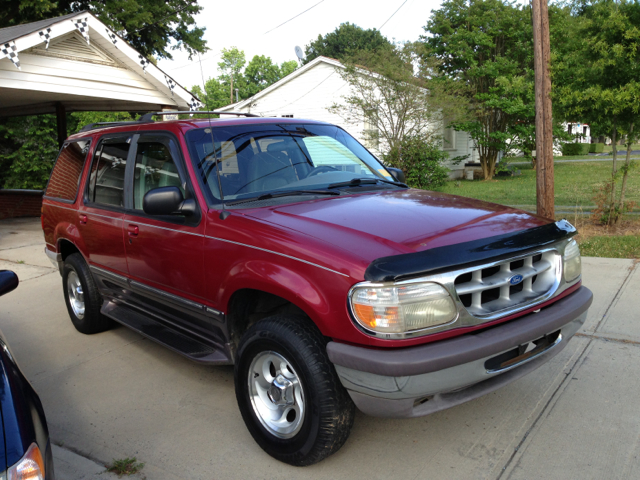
[555,0,640,224]
[304,22,394,64]
[244,56,297,97]
[0,0,206,60]
[422,0,535,180]
[0,115,58,189]
[192,49,299,110]
[329,44,467,155]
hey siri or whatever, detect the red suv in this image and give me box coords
[42,113,592,466]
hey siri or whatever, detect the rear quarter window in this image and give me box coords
[45,140,91,201]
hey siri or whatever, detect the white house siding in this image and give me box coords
[221,57,480,172]
[232,61,376,153]
[440,128,475,178]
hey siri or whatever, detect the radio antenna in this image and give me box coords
[197,51,230,220]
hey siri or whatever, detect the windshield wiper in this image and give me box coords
[227,190,340,205]
[327,177,408,189]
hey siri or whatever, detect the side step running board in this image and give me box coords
[102,301,232,365]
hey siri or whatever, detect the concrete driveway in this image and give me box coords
[1,217,638,479]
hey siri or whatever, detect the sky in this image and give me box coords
[157,0,444,92]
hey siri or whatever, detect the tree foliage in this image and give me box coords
[329,43,468,155]
[0,0,206,60]
[192,48,298,111]
[422,0,535,179]
[304,22,394,64]
[0,115,59,189]
[383,136,450,189]
[555,0,640,224]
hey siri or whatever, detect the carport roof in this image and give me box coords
[0,12,200,116]
[0,12,79,45]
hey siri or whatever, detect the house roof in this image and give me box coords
[0,12,199,115]
[218,56,345,112]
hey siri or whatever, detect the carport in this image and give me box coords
[0,12,199,147]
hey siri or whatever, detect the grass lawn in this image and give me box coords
[602,143,640,152]
[579,235,640,259]
[435,161,640,207]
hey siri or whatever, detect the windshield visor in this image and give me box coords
[185,123,393,203]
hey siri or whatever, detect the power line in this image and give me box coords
[264,0,325,35]
[169,1,327,72]
[258,71,335,114]
[379,0,409,30]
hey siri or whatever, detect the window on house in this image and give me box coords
[568,124,573,135]
[443,127,456,150]
[583,126,588,136]
[363,117,379,150]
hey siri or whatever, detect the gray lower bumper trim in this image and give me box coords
[348,333,567,418]
[44,247,61,270]
[327,286,592,377]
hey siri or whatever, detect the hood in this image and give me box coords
[243,189,551,263]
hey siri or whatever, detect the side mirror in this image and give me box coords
[387,167,406,183]
[143,187,196,217]
[0,271,19,297]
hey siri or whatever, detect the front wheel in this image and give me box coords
[234,315,355,466]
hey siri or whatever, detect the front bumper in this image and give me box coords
[327,286,592,418]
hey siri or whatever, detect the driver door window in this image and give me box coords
[133,139,185,210]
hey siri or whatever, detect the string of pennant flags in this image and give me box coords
[0,16,203,111]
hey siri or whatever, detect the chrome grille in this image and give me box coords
[454,251,559,317]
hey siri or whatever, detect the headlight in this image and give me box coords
[8,443,45,480]
[350,282,457,335]
[563,239,581,282]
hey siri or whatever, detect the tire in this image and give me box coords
[234,314,355,466]
[62,253,112,334]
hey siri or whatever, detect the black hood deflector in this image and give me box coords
[364,220,577,282]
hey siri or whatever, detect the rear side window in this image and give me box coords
[45,140,91,201]
[87,136,131,207]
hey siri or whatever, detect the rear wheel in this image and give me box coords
[62,253,112,334]
[235,315,355,466]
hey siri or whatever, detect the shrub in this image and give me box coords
[589,143,604,153]
[561,143,590,156]
[383,136,449,189]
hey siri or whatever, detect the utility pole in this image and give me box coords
[230,74,234,104]
[532,0,554,219]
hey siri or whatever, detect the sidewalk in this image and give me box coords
[1,217,639,479]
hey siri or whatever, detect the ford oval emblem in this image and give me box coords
[509,274,524,285]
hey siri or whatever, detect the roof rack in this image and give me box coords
[137,111,261,122]
[79,120,146,132]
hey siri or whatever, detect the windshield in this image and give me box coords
[185,123,397,203]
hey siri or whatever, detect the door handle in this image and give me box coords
[79,215,87,225]
[127,225,139,237]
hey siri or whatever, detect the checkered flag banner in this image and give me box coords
[39,28,52,49]
[105,28,118,48]
[72,17,90,45]
[189,97,203,116]
[1,41,20,70]
[138,54,150,74]
[165,75,176,96]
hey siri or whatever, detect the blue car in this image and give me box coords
[0,271,54,480]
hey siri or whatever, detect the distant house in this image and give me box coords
[564,122,591,144]
[218,56,478,178]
